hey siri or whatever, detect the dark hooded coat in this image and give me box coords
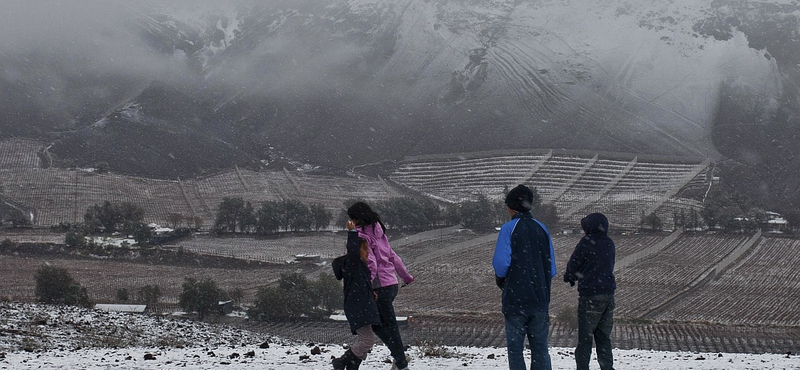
[332,231,381,334]
[564,213,617,297]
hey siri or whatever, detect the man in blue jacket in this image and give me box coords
[564,212,616,370]
[493,184,556,370]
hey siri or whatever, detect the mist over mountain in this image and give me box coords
[1,0,798,206]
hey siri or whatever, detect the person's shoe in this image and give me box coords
[389,354,412,370]
[345,357,363,370]
[332,349,358,370]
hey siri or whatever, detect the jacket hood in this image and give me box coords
[357,222,385,239]
[581,213,609,236]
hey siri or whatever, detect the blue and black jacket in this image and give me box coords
[492,211,556,315]
[564,212,616,297]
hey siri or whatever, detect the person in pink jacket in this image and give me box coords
[347,201,414,370]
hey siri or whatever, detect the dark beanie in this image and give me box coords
[505,184,534,212]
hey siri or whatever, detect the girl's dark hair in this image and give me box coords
[347,201,386,230]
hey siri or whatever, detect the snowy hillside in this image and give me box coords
[1,0,799,206]
[1,302,798,370]
[2,1,798,171]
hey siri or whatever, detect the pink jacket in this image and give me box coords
[357,223,414,289]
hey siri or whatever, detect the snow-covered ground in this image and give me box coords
[1,302,797,370]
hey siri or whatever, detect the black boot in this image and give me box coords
[346,357,362,370]
[332,349,358,370]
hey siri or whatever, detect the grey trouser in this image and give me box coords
[352,325,376,359]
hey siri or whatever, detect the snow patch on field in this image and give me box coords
[1,302,797,369]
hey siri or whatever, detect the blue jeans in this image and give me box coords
[371,285,408,368]
[504,312,551,370]
[576,294,615,370]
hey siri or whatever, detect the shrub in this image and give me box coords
[459,195,497,232]
[1,238,16,250]
[83,201,145,234]
[279,199,311,232]
[93,161,109,173]
[116,288,129,302]
[7,208,31,227]
[129,222,152,247]
[228,287,244,307]
[179,277,226,320]
[191,216,203,230]
[34,265,91,307]
[417,339,457,358]
[255,201,282,234]
[137,285,161,304]
[532,202,559,229]
[214,197,247,233]
[376,197,441,231]
[167,213,184,229]
[248,285,294,321]
[642,212,663,232]
[248,273,340,321]
[314,272,343,315]
[65,232,86,248]
[309,203,332,231]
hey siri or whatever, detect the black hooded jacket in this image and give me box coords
[564,213,616,297]
[332,231,381,334]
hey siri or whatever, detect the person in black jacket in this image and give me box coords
[331,220,381,370]
[564,212,616,370]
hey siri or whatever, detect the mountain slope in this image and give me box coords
[1,0,798,205]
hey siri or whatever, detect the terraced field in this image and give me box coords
[1,138,797,353]
[390,153,550,202]
[390,151,709,229]
[243,230,799,354]
[0,139,395,228]
[614,234,748,317]
[1,228,798,354]
[1,139,710,232]
[654,237,800,326]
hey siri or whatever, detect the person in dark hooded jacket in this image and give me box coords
[564,212,616,370]
[347,201,413,370]
[331,221,381,370]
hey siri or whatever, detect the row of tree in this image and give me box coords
[214,187,561,235]
[61,201,206,248]
[84,201,146,234]
[699,189,772,232]
[449,189,559,232]
[334,197,444,232]
[166,212,204,230]
[58,201,154,248]
[34,265,342,322]
[35,265,164,308]
[638,188,800,233]
[115,285,162,305]
[348,188,559,232]
[214,198,333,234]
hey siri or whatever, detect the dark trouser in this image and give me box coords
[504,311,551,370]
[576,294,615,370]
[371,284,408,368]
